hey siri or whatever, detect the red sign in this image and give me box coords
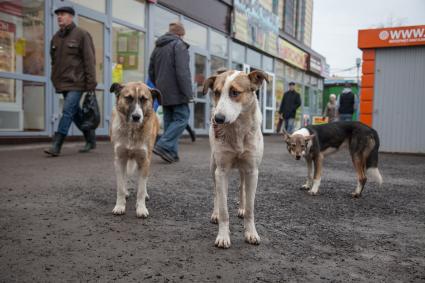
[0,20,16,33]
[359,25,425,49]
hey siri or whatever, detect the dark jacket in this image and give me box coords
[338,89,355,114]
[50,22,97,93]
[148,33,193,106]
[279,90,301,119]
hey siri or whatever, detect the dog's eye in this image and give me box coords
[214,91,221,98]
[139,97,147,103]
[291,143,296,147]
[125,96,133,102]
[229,90,240,98]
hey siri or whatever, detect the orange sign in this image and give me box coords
[358,25,425,49]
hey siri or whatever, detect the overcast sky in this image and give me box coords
[312,0,425,78]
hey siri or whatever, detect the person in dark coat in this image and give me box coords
[148,22,193,163]
[44,6,97,157]
[337,83,358,121]
[277,82,301,134]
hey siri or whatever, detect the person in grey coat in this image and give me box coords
[148,22,193,163]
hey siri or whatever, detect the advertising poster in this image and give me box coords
[117,31,139,70]
[233,0,280,56]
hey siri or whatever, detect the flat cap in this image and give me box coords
[54,6,75,16]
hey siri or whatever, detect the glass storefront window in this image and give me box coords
[304,86,310,107]
[71,0,106,13]
[184,20,207,49]
[232,62,243,71]
[231,42,245,63]
[194,103,205,129]
[0,0,45,76]
[113,0,145,27]
[112,24,145,83]
[194,54,206,98]
[246,48,261,68]
[78,17,104,85]
[0,80,44,131]
[263,56,274,73]
[153,6,179,36]
[275,60,284,77]
[211,55,227,75]
[210,30,227,57]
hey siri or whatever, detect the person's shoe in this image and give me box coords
[44,132,66,157]
[79,129,96,153]
[153,146,175,163]
[186,126,196,142]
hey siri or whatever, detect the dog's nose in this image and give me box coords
[296,155,301,160]
[214,113,226,124]
[132,114,141,122]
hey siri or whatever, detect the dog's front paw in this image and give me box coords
[136,206,149,218]
[237,208,245,218]
[300,184,310,190]
[351,192,361,198]
[112,204,126,215]
[245,231,260,245]
[307,190,319,196]
[210,212,219,224]
[215,233,231,249]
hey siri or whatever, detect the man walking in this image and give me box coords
[337,83,358,121]
[44,6,97,156]
[277,82,301,134]
[148,22,192,163]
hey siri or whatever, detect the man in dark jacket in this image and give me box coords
[337,83,358,121]
[149,22,192,163]
[277,82,301,134]
[44,6,97,157]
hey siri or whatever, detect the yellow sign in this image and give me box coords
[278,38,308,70]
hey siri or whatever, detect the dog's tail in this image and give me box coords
[366,129,383,186]
[126,160,138,177]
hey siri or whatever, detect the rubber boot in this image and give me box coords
[186,125,196,142]
[79,129,96,153]
[44,132,66,157]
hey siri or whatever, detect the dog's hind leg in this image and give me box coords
[214,166,231,248]
[112,157,128,215]
[238,170,246,218]
[243,167,260,245]
[309,154,323,196]
[301,157,313,190]
[210,157,219,224]
[351,155,367,198]
[136,160,150,218]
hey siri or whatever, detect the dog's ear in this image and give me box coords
[149,88,162,105]
[203,75,217,95]
[248,70,269,91]
[281,130,291,143]
[305,134,315,141]
[110,83,123,96]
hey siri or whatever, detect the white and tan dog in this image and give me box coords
[109,82,160,218]
[203,70,268,248]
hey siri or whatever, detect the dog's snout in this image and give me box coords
[214,113,226,124]
[132,113,141,122]
[296,155,301,160]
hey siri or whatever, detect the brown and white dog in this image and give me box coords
[109,82,160,218]
[282,121,383,197]
[203,69,268,248]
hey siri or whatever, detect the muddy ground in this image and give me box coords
[0,136,424,282]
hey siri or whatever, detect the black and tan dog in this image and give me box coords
[282,121,383,197]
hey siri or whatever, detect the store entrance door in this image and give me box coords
[243,65,275,133]
[190,48,210,135]
[51,0,110,136]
